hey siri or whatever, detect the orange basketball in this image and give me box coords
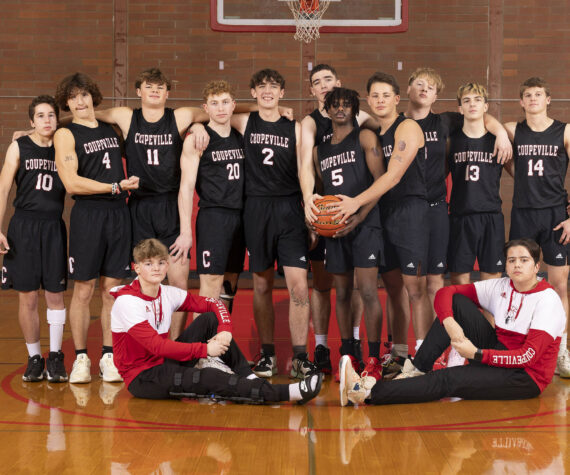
[313,195,346,237]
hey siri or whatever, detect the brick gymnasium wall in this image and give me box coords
[1,1,570,269]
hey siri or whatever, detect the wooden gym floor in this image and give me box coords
[0,287,569,474]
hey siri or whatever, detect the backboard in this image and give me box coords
[210,0,408,34]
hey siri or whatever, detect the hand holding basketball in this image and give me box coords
[313,195,346,237]
[330,194,360,223]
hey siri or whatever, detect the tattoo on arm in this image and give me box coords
[64,155,75,162]
[371,147,381,158]
[392,154,403,163]
[397,140,406,151]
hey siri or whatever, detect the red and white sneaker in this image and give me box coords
[361,357,382,381]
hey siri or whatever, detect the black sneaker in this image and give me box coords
[297,372,324,405]
[290,354,318,379]
[353,339,364,372]
[23,355,45,382]
[46,351,68,383]
[252,353,277,378]
[314,344,332,375]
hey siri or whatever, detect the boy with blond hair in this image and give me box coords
[180,80,245,310]
[110,238,322,404]
[447,82,505,285]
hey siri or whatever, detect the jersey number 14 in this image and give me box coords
[527,159,544,176]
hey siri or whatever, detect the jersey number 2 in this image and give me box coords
[262,148,274,165]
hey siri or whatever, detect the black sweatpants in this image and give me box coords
[368,294,541,405]
[128,313,290,402]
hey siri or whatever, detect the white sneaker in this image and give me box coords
[195,356,234,374]
[555,349,570,378]
[339,355,376,406]
[99,353,123,383]
[394,358,425,380]
[69,354,92,384]
[447,348,466,368]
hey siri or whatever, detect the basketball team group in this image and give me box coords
[0,64,568,407]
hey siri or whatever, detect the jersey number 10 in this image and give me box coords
[35,173,53,192]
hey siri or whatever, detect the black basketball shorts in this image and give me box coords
[380,197,429,276]
[2,210,67,292]
[68,200,132,281]
[129,193,180,249]
[196,207,245,275]
[448,212,505,274]
[243,196,308,272]
[510,205,568,266]
[308,236,326,262]
[324,222,384,274]
[426,199,449,275]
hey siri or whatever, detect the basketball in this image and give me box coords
[313,195,346,237]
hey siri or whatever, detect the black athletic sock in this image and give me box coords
[340,339,354,356]
[368,341,380,359]
[75,349,88,356]
[102,345,113,355]
[261,344,275,356]
[292,346,307,360]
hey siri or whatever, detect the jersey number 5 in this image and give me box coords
[331,168,344,186]
[527,159,544,177]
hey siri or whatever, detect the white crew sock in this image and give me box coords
[289,374,319,401]
[315,334,327,348]
[353,326,360,340]
[26,341,41,357]
[415,339,424,353]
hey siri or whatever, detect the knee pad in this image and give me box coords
[47,308,66,326]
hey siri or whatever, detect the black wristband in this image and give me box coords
[473,348,483,362]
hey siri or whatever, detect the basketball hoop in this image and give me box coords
[285,0,332,43]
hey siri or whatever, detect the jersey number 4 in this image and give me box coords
[527,159,544,176]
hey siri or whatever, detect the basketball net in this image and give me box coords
[286,0,332,43]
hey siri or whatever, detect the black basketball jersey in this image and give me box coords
[124,108,183,198]
[196,126,245,209]
[317,128,380,226]
[12,136,65,214]
[378,113,427,203]
[66,121,126,201]
[513,119,569,209]
[416,111,463,203]
[447,131,501,215]
[310,108,334,144]
[244,112,299,197]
